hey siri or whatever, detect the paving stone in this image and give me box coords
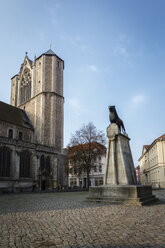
[0,191,165,247]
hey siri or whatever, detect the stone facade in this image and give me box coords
[0,49,66,193]
[139,134,165,188]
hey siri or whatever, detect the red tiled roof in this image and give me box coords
[143,145,150,151]
[68,142,106,159]
[156,134,165,141]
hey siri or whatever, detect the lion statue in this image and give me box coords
[109,106,126,134]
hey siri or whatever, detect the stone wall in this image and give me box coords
[0,121,33,142]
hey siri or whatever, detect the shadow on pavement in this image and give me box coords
[0,190,165,214]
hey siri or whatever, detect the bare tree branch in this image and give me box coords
[68,122,106,189]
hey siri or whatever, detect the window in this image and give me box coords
[46,156,51,174]
[99,178,103,185]
[69,168,73,174]
[99,165,102,173]
[18,132,23,140]
[0,147,11,177]
[8,129,13,139]
[19,151,31,178]
[40,155,45,172]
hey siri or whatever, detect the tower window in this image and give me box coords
[8,129,13,139]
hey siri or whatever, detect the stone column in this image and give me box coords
[11,149,20,180]
[51,155,58,188]
[68,178,70,187]
[76,178,79,187]
[31,152,38,181]
[104,123,137,186]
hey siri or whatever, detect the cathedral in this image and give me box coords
[0,49,67,192]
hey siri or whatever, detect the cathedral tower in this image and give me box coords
[10,49,64,152]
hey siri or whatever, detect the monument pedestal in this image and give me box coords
[87,123,157,206]
[88,185,157,206]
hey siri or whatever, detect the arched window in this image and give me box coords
[20,69,31,104]
[0,147,11,177]
[18,132,23,140]
[40,155,45,172]
[8,129,13,139]
[19,151,31,178]
[46,156,51,174]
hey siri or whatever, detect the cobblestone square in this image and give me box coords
[0,190,165,248]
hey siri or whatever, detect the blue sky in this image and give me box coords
[0,0,165,165]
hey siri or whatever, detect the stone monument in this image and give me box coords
[87,106,157,205]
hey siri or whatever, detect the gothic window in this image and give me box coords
[0,147,11,177]
[19,151,31,178]
[40,155,45,172]
[8,129,13,139]
[46,156,51,174]
[20,68,31,104]
[40,155,51,174]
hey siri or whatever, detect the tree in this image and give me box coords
[68,122,106,189]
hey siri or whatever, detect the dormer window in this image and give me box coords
[8,129,13,139]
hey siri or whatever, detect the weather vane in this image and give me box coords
[50,43,52,49]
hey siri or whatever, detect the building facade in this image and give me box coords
[139,134,165,188]
[135,165,141,184]
[0,49,67,193]
[68,143,106,188]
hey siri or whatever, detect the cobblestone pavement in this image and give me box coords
[0,190,165,248]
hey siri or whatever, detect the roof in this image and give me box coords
[68,142,106,159]
[36,49,64,63]
[43,49,56,55]
[0,101,34,129]
[139,133,165,160]
[156,134,165,141]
